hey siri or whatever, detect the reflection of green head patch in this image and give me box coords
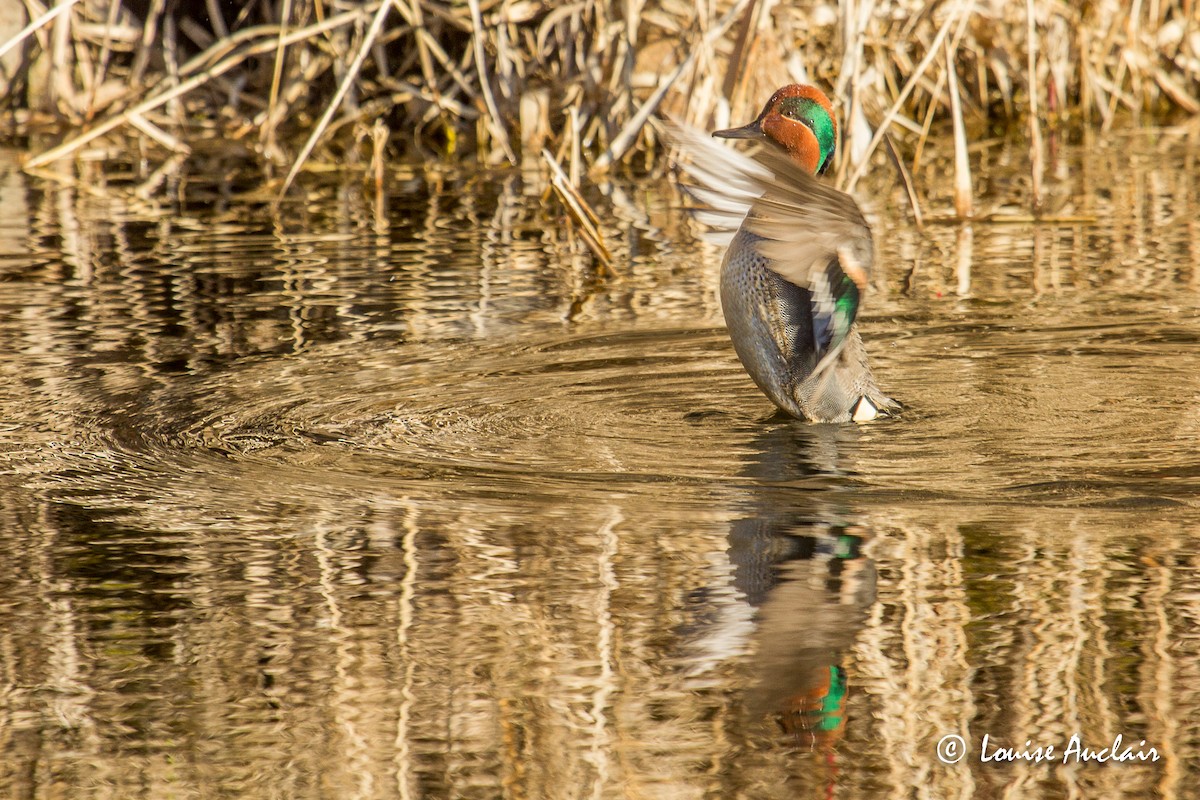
[779,97,836,174]
[819,666,848,731]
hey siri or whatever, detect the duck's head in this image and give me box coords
[713,84,837,175]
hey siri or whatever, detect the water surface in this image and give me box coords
[1,132,1198,799]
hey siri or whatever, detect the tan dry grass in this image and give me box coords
[2,0,1199,196]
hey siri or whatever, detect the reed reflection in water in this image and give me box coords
[1,131,1199,799]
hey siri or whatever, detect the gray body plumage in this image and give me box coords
[720,229,894,423]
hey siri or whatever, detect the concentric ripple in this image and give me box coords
[145,326,777,483]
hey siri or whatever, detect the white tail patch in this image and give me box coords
[851,396,878,422]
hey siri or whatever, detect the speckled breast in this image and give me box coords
[718,229,817,418]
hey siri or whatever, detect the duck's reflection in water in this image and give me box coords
[680,421,876,756]
[741,520,873,752]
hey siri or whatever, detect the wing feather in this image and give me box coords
[665,117,876,359]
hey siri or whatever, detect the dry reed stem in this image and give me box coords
[262,0,294,159]
[466,0,516,165]
[0,0,80,62]
[281,0,393,195]
[911,66,948,174]
[82,0,122,122]
[594,0,755,171]
[543,148,613,273]
[722,0,757,102]
[24,7,369,169]
[884,133,923,232]
[945,37,973,219]
[6,0,1200,197]
[371,118,388,229]
[843,0,962,192]
[1027,0,1045,213]
[126,112,189,154]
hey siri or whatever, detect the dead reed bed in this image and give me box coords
[3,0,1199,199]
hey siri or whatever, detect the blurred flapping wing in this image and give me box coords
[665,117,876,359]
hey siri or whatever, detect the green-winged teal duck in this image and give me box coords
[670,84,897,423]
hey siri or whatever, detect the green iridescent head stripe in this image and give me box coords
[780,96,837,174]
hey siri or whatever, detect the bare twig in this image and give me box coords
[0,0,81,63]
[9,0,1200,196]
[945,37,974,219]
[543,148,614,273]
[25,7,369,169]
[281,0,393,194]
[844,0,965,191]
[1026,0,1045,212]
[884,133,923,232]
[262,0,294,158]
[594,0,754,171]
[467,0,517,165]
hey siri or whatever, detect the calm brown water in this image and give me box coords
[1,130,1199,799]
